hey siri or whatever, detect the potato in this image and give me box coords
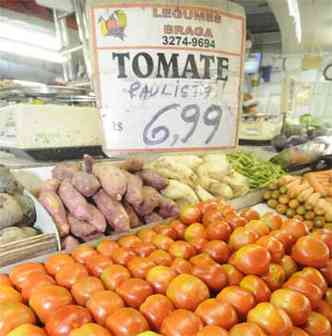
[93,189,130,232]
[71,171,100,197]
[68,214,97,239]
[158,197,179,218]
[93,164,127,201]
[138,169,169,190]
[124,172,143,208]
[135,186,161,216]
[52,162,80,181]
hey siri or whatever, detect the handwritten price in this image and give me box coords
[143,104,223,146]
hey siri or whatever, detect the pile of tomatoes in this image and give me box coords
[1,199,332,336]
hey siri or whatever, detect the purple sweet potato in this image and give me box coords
[135,186,161,216]
[39,178,60,194]
[138,169,169,190]
[124,202,142,228]
[144,212,163,224]
[68,214,97,239]
[82,154,96,174]
[52,162,80,181]
[93,189,130,232]
[87,204,107,233]
[62,235,80,251]
[71,171,100,197]
[39,191,70,237]
[158,197,180,219]
[119,157,144,173]
[81,232,103,242]
[124,172,143,208]
[93,165,127,201]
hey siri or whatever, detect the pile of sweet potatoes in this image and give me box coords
[38,156,179,249]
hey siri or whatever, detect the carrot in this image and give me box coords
[289,181,310,199]
[298,187,314,203]
[304,173,326,194]
[305,192,322,209]
[286,178,303,198]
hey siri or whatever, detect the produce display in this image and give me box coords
[264,173,332,229]
[38,156,179,249]
[2,199,332,335]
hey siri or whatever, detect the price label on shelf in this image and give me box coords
[90,2,245,153]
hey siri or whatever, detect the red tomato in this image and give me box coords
[152,234,174,251]
[7,324,46,336]
[84,254,113,277]
[69,323,111,336]
[110,247,136,266]
[245,220,270,237]
[0,274,12,287]
[220,264,244,286]
[21,273,55,302]
[118,235,142,249]
[96,239,119,258]
[184,223,207,242]
[247,302,293,336]
[311,229,332,255]
[180,205,201,225]
[240,275,271,303]
[161,309,203,336]
[282,219,309,240]
[148,250,173,267]
[146,266,177,294]
[261,263,286,291]
[132,242,156,257]
[283,276,323,309]
[190,238,208,253]
[0,302,36,335]
[316,299,332,323]
[206,220,232,241]
[170,258,192,275]
[303,312,331,336]
[229,244,271,276]
[166,274,210,311]
[106,308,149,336]
[195,298,238,330]
[217,285,256,317]
[197,325,229,336]
[256,236,285,263]
[292,236,329,268]
[261,212,283,230]
[202,207,223,226]
[140,294,174,331]
[190,253,215,266]
[225,215,247,230]
[0,285,21,304]
[191,263,227,291]
[157,225,178,240]
[168,241,196,259]
[229,322,268,336]
[197,200,218,215]
[9,263,46,290]
[280,255,298,279]
[45,254,75,276]
[86,290,124,326]
[137,228,157,243]
[240,208,260,221]
[45,305,92,336]
[169,220,187,240]
[71,245,98,264]
[228,227,259,251]
[269,230,296,252]
[55,263,88,289]
[290,328,310,336]
[294,268,327,293]
[270,288,312,326]
[29,285,72,323]
[127,256,155,279]
[100,265,131,290]
[116,278,153,309]
[71,276,104,306]
[203,240,231,264]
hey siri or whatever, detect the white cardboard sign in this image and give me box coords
[91,3,245,153]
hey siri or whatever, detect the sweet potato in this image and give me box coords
[71,171,100,197]
[124,172,143,208]
[144,212,163,224]
[135,186,161,216]
[138,169,169,190]
[62,235,80,251]
[38,191,69,237]
[124,202,142,228]
[93,189,130,232]
[119,157,144,173]
[81,232,103,242]
[87,204,107,233]
[52,162,81,181]
[93,164,127,201]
[68,214,97,239]
[82,154,96,174]
[39,178,60,194]
[158,197,179,218]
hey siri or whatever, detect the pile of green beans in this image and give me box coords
[226,151,285,189]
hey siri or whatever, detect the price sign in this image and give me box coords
[91,2,245,153]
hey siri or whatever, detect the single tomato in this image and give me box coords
[261,263,286,291]
[180,205,201,225]
[96,239,119,257]
[106,308,149,336]
[55,263,88,289]
[217,285,256,317]
[116,278,153,309]
[316,299,332,323]
[168,241,196,259]
[152,234,174,251]
[9,263,46,290]
[256,236,285,263]
[303,312,331,336]
[45,304,92,336]
[156,225,178,240]
[245,220,270,237]
[137,228,157,243]
[29,285,72,323]
[132,242,156,257]
[118,235,142,249]
[69,323,111,336]
[0,274,11,287]
[21,273,55,302]
[71,245,98,264]
[229,244,271,276]
[195,298,238,330]
[140,294,174,331]
[197,200,218,215]
[127,257,155,279]
[220,264,244,286]
[197,325,228,336]
[0,285,22,304]
[184,223,207,242]
[261,212,283,230]
[203,208,223,226]
[148,250,173,266]
[270,289,311,326]
[190,253,215,266]
[225,215,247,230]
[311,229,332,255]
[247,302,293,336]
[110,247,136,266]
[86,290,124,326]
[161,309,203,336]
[190,238,208,253]
[240,275,271,303]
[206,220,232,241]
[290,328,310,336]
[229,322,267,336]
[45,254,75,276]
[228,227,259,251]
[280,255,298,279]
[100,264,131,290]
[170,258,192,274]
[166,274,210,311]
[282,219,309,240]
[240,208,260,221]
[202,240,230,264]
[169,220,186,240]
[0,303,36,335]
[71,276,104,306]
[294,268,327,293]
[7,324,46,336]
[85,254,113,277]
[146,266,177,294]
[292,236,329,268]
[269,230,295,252]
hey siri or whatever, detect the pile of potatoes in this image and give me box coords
[38,156,179,249]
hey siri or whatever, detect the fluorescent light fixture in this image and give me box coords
[287,0,302,44]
